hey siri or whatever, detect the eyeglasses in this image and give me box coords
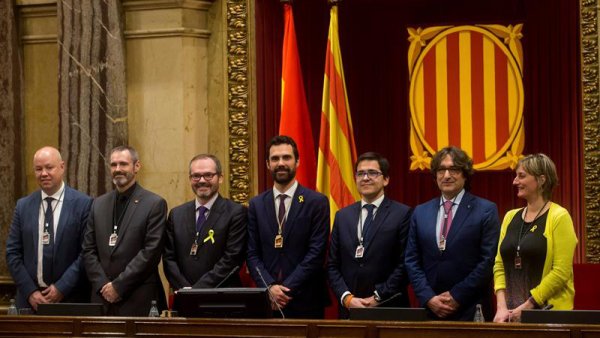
[189,172,218,182]
[355,170,383,179]
[436,167,462,176]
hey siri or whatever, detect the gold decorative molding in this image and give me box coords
[581,0,600,263]
[226,0,252,205]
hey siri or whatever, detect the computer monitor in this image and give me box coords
[173,287,272,318]
[37,303,104,316]
[349,307,429,321]
[521,309,600,324]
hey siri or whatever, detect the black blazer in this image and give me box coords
[163,195,247,289]
[82,184,167,316]
[328,197,412,317]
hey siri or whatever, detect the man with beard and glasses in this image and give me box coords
[83,146,167,316]
[6,146,92,312]
[405,146,500,321]
[247,135,330,318]
[163,154,247,290]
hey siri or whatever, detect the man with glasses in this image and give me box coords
[163,154,247,290]
[405,146,500,320]
[327,152,412,318]
[247,135,330,318]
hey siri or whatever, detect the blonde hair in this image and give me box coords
[517,153,558,200]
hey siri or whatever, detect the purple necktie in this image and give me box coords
[196,206,208,233]
[441,200,454,238]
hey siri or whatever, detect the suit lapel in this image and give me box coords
[54,187,71,249]
[446,192,475,243]
[30,192,42,253]
[346,202,361,248]
[284,185,304,237]
[263,190,277,235]
[113,185,142,251]
[184,201,196,239]
[198,195,224,246]
[364,198,391,245]
[427,198,441,248]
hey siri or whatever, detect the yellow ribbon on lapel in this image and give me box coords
[298,195,304,203]
[203,229,215,244]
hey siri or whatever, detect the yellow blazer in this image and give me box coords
[494,202,578,310]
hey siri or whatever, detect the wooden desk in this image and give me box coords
[0,316,599,337]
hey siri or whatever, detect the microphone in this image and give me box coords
[215,266,240,288]
[255,267,285,319]
[541,304,554,310]
[374,292,403,307]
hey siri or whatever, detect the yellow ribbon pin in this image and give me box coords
[530,225,537,233]
[203,229,215,244]
[298,195,304,203]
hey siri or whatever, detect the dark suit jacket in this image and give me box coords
[327,197,412,318]
[163,195,247,289]
[405,191,500,320]
[82,184,167,316]
[246,184,330,318]
[6,186,92,309]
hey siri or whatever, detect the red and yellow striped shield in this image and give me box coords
[408,25,524,171]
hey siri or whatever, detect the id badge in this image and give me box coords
[274,234,283,248]
[514,256,522,269]
[42,231,50,245]
[109,233,118,246]
[438,237,446,251]
[355,245,364,258]
[190,242,198,256]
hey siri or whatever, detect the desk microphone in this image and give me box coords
[375,292,403,307]
[542,304,554,311]
[255,267,285,319]
[215,266,240,288]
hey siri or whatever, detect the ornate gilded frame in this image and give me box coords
[581,0,600,263]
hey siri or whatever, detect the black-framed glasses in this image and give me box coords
[436,167,462,176]
[189,172,218,182]
[355,170,383,179]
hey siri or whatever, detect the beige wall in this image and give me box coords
[17,0,231,208]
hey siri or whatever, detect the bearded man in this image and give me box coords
[163,154,247,289]
[246,135,330,319]
[83,146,167,316]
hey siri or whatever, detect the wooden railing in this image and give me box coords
[0,316,599,337]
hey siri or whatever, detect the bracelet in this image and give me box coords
[527,296,540,308]
[343,294,354,308]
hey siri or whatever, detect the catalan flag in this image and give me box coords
[279,3,316,189]
[316,4,360,225]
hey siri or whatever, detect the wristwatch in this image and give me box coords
[373,290,382,302]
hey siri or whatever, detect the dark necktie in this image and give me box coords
[42,197,54,285]
[278,194,287,226]
[442,200,454,238]
[196,206,208,233]
[362,204,375,238]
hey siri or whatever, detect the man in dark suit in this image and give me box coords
[247,135,330,318]
[405,146,500,320]
[82,146,167,316]
[328,152,412,318]
[163,154,247,289]
[6,146,92,311]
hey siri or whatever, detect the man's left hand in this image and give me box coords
[41,284,64,303]
[100,282,121,303]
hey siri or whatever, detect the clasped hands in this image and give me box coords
[427,291,459,318]
[100,282,122,303]
[268,284,292,310]
[28,284,64,311]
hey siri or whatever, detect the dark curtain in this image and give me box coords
[255,0,584,262]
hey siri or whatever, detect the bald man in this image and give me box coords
[6,147,93,311]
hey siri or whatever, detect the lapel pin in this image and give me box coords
[134,199,139,204]
[298,195,304,203]
[530,225,537,233]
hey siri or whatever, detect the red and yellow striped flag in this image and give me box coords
[316,5,360,225]
[279,3,316,189]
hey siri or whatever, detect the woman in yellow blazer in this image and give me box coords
[493,154,577,323]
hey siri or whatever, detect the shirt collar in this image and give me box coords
[195,193,219,211]
[440,189,465,206]
[361,194,385,209]
[41,181,65,201]
[273,180,298,200]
